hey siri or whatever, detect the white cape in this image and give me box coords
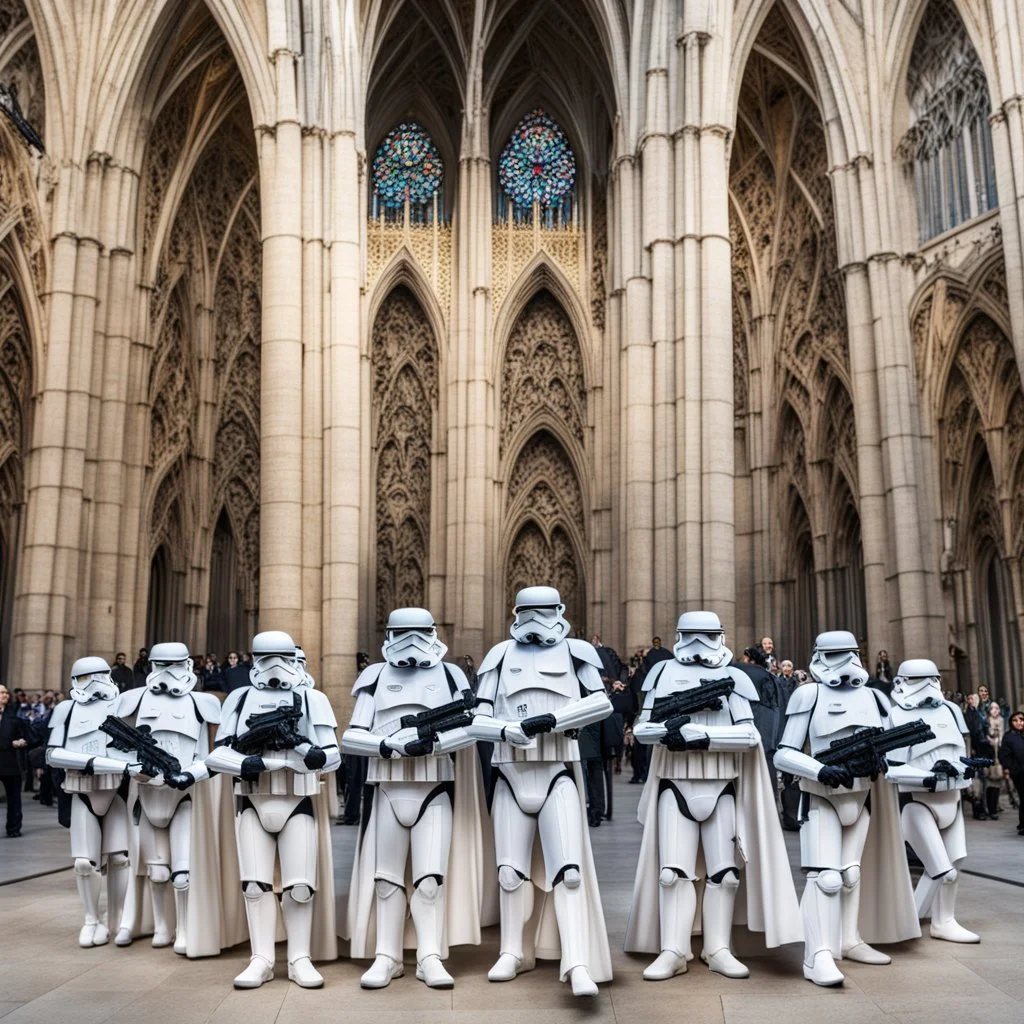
[624,740,802,954]
[340,747,497,957]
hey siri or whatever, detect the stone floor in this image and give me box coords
[1,775,1022,1024]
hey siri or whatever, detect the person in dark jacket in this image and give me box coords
[110,652,133,692]
[131,648,150,689]
[734,647,783,805]
[578,720,605,827]
[998,710,1024,835]
[0,684,38,837]
[221,650,251,692]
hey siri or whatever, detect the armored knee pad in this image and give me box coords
[841,864,861,891]
[709,867,740,890]
[242,880,273,901]
[171,870,189,892]
[814,869,844,896]
[74,858,94,877]
[413,875,442,901]
[148,864,171,885]
[939,867,958,886]
[374,878,402,901]
[108,853,130,871]
[660,866,694,886]
[285,883,314,904]
[554,866,581,890]
[498,865,527,892]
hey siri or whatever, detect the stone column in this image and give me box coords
[257,47,305,639]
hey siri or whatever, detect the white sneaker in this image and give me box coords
[78,922,107,948]
[487,953,534,982]
[643,950,687,981]
[842,941,890,965]
[702,947,749,979]
[233,956,275,989]
[360,955,404,989]
[568,966,598,997]
[803,950,844,987]
[288,957,324,988]
[930,920,980,943]
[151,928,173,948]
[114,927,133,947]
[416,955,454,988]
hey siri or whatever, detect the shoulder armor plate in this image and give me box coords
[478,639,515,675]
[193,692,222,724]
[304,689,338,729]
[566,638,604,670]
[641,660,671,692]
[785,683,819,715]
[353,663,386,694]
[117,688,145,718]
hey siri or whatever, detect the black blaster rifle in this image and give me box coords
[100,715,189,786]
[819,718,935,778]
[234,693,306,755]
[649,676,736,734]
[399,691,477,741]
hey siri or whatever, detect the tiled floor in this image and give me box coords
[1,776,1021,1023]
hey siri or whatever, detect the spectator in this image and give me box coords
[591,634,625,685]
[203,654,225,692]
[984,702,1005,820]
[222,651,250,692]
[608,678,636,774]
[339,652,371,827]
[131,648,150,689]
[578,719,605,827]
[964,693,991,819]
[0,684,37,837]
[460,654,477,692]
[736,647,785,802]
[997,710,1024,836]
[110,652,133,692]
[758,636,777,673]
[875,650,894,689]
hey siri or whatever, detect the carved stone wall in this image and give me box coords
[372,286,438,636]
[499,290,586,458]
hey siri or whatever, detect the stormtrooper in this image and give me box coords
[111,643,220,953]
[46,657,131,947]
[624,611,801,980]
[885,659,985,943]
[469,586,613,997]
[341,608,483,990]
[206,631,340,989]
[774,631,919,986]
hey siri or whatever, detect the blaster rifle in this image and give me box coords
[399,692,477,741]
[234,693,306,755]
[100,715,188,785]
[959,755,993,780]
[819,718,935,778]
[648,676,736,733]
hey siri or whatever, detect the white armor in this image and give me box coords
[111,643,220,953]
[774,631,895,986]
[885,659,979,943]
[342,608,475,989]
[632,611,760,981]
[46,657,131,948]
[470,586,613,997]
[206,631,340,990]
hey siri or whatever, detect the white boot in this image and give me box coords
[801,873,844,987]
[150,880,173,947]
[281,890,323,988]
[643,950,688,981]
[568,965,598,997]
[930,874,979,943]
[700,879,749,979]
[803,949,845,987]
[234,890,277,989]
[173,886,189,956]
[105,855,129,948]
[416,954,454,989]
[840,869,890,964]
[75,861,105,947]
[361,955,404,989]
[489,878,535,981]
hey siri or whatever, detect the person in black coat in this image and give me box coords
[734,648,783,806]
[998,710,1024,835]
[221,650,251,692]
[0,684,38,837]
[110,652,134,692]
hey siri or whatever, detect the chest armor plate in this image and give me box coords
[889,703,965,764]
[372,664,453,735]
[236,689,311,739]
[809,684,883,753]
[137,692,202,743]
[652,662,737,729]
[499,643,576,698]
[64,700,116,757]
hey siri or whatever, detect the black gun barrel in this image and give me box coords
[399,694,476,740]
[820,719,934,769]
[99,715,183,778]
[235,695,306,754]
[648,677,735,724]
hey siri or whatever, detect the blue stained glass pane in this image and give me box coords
[372,122,443,209]
[499,109,576,209]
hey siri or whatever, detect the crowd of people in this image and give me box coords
[3,637,1023,841]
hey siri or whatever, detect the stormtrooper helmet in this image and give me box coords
[69,656,118,703]
[673,610,732,667]
[294,645,315,688]
[146,642,196,696]
[809,631,869,687]
[382,608,447,668]
[510,586,570,646]
[893,658,943,710]
[249,630,303,690]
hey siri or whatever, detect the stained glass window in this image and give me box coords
[372,121,443,218]
[498,109,576,223]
